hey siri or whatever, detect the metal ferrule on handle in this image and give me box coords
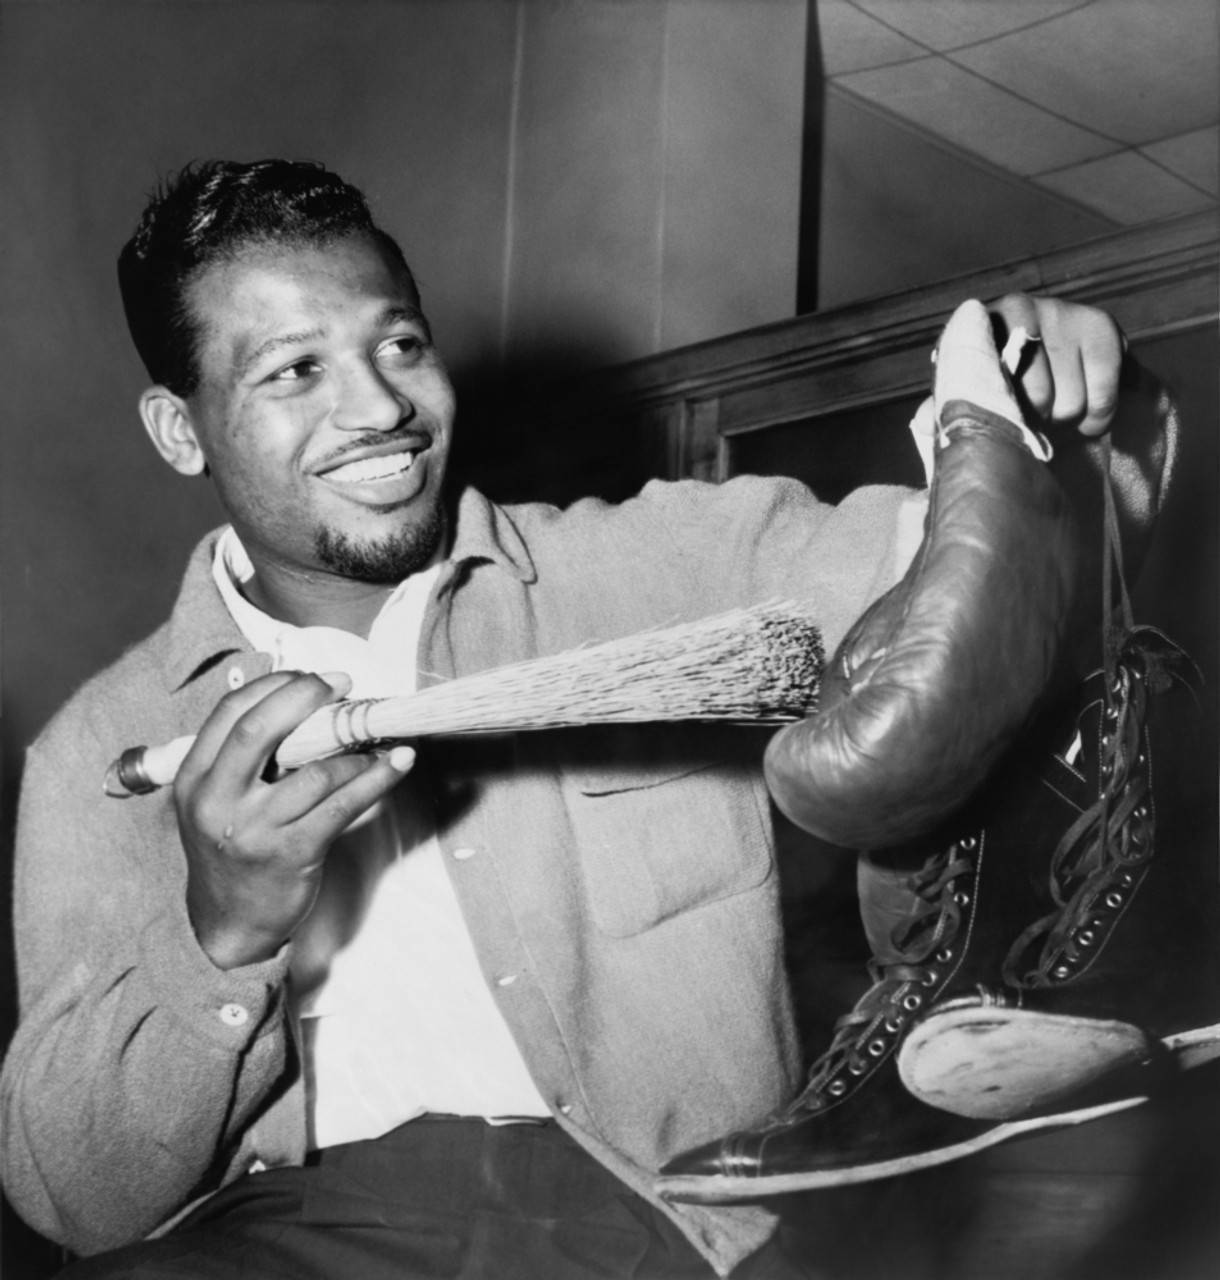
[103,737,194,798]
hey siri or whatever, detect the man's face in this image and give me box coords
[181,232,455,593]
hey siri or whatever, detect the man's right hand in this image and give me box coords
[174,671,415,970]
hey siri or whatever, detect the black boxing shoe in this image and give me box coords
[655,831,1146,1202]
[899,626,1220,1122]
[657,800,1150,1203]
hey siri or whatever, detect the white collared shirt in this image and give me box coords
[211,529,548,1148]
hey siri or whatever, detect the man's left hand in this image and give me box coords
[990,294,1126,439]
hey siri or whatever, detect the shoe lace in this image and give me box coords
[784,844,976,1116]
[1003,454,1196,988]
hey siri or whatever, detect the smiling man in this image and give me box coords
[139,208,453,630]
[0,160,1134,1279]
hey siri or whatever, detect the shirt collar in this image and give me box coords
[211,525,283,655]
[162,487,535,692]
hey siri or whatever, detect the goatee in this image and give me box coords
[314,502,447,584]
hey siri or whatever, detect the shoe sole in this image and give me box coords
[655,1096,1145,1203]
[898,1007,1220,1121]
[1163,1020,1220,1069]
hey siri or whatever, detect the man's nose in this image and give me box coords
[330,362,411,433]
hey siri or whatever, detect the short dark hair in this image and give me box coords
[117,159,416,395]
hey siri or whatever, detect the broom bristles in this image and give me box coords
[276,600,823,769]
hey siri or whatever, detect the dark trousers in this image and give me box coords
[59,1117,822,1279]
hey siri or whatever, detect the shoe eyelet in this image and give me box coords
[1105,891,1124,909]
[867,1039,886,1057]
[902,994,923,1012]
[1134,805,1149,820]
[935,948,953,964]
[884,1016,904,1033]
[920,969,939,987]
[848,1061,867,1076]
[954,891,971,907]
[1076,929,1096,947]
[1118,872,1135,887]
[827,1079,848,1097]
[1053,963,1073,980]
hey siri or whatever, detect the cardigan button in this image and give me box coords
[226,666,246,690]
[219,1002,250,1027]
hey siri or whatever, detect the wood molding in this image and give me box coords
[556,211,1218,439]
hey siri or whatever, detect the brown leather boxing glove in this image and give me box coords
[765,301,1080,849]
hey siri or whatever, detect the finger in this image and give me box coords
[184,671,353,794]
[177,671,302,784]
[258,746,410,826]
[1011,347,1055,422]
[994,295,1125,436]
[988,293,1040,349]
[1071,316,1124,437]
[1037,334,1086,425]
[290,746,417,846]
[988,295,1054,420]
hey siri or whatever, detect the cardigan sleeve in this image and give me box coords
[0,697,293,1256]
[641,474,927,654]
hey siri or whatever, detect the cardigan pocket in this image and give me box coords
[566,755,775,938]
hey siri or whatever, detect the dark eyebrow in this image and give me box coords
[380,304,431,338]
[238,328,324,378]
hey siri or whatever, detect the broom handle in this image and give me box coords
[103,686,802,797]
[105,735,196,795]
[103,700,397,797]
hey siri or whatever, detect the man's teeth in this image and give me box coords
[326,450,417,483]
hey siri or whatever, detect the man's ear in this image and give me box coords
[139,387,207,476]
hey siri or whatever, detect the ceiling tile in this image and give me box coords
[1141,126,1220,195]
[841,58,1119,175]
[814,0,924,75]
[952,0,1219,145]
[851,0,1085,52]
[1036,151,1217,223]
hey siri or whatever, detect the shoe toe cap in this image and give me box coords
[659,1131,763,1180]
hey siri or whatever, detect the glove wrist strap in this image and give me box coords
[937,399,1054,462]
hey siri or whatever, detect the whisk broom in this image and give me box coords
[104,599,824,796]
